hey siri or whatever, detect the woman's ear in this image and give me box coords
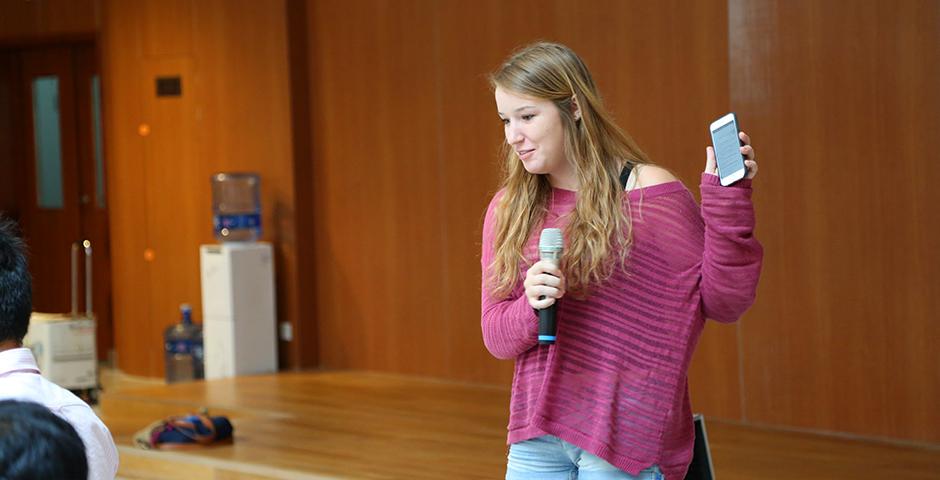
[571,95,582,121]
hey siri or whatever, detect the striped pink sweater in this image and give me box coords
[481,173,762,479]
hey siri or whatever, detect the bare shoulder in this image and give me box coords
[634,164,680,188]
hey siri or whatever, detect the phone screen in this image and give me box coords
[713,120,744,180]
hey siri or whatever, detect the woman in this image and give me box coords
[481,42,762,480]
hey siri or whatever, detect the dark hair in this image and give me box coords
[0,400,88,480]
[0,219,31,343]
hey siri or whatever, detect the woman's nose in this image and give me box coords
[505,124,523,145]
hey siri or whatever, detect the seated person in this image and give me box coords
[0,219,119,479]
[0,399,89,480]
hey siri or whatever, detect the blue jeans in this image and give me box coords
[506,435,663,480]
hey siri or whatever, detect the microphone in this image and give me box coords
[538,228,563,344]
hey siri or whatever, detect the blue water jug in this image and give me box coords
[211,172,261,242]
[163,304,204,383]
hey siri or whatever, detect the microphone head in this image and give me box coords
[539,228,564,253]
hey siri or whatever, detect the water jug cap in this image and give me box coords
[180,303,192,324]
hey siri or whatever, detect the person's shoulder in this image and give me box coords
[34,376,96,412]
[633,164,680,189]
[482,188,506,231]
[54,395,112,440]
[485,188,507,214]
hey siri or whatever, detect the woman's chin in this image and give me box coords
[521,161,547,176]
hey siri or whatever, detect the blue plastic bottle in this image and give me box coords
[163,304,204,383]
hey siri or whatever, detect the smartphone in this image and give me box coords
[709,113,746,186]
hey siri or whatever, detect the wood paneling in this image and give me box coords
[731,0,940,443]
[139,54,201,374]
[0,52,22,217]
[306,0,939,445]
[63,0,940,445]
[307,0,739,412]
[308,0,447,377]
[0,0,98,42]
[141,0,191,58]
[189,0,298,369]
[284,0,318,369]
[434,1,521,386]
[102,0,298,376]
[100,0,153,374]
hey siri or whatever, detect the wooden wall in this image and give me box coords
[99,0,306,376]
[306,0,736,396]
[304,0,939,445]
[0,0,98,42]
[5,0,937,445]
[730,0,940,444]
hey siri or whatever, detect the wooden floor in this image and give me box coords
[98,371,940,480]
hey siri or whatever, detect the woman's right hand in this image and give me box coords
[524,260,566,310]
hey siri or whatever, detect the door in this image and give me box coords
[14,43,113,361]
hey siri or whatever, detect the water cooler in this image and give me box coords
[199,242,277,379]
[200,172,276,380]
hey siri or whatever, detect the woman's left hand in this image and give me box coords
[705,131,758,180]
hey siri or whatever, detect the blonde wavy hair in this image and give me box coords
[487,42,652,299]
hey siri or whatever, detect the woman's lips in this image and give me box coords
[517,148,535,160]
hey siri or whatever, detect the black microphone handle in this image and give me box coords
[538,302,557,345]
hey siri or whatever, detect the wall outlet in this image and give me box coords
[279,322,293,342]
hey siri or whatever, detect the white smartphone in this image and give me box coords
[709,113,746,186]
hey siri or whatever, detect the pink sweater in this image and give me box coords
[481,173,763,479]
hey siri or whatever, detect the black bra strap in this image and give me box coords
[619,162,636,190]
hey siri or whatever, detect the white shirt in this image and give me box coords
[0,348,119,480]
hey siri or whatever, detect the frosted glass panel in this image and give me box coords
[32,76,64,209]
[91,75,106,208]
